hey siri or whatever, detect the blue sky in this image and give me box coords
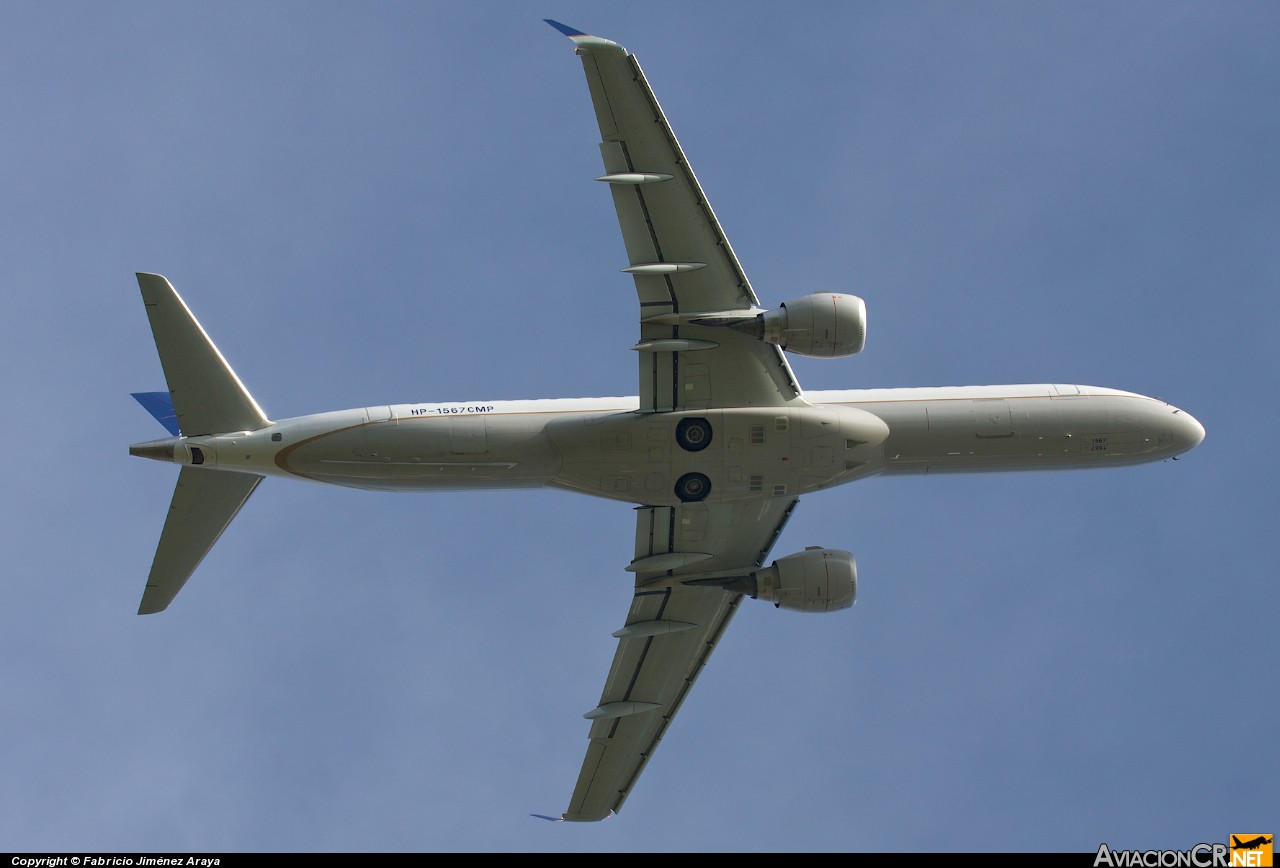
[2,1,1276,853]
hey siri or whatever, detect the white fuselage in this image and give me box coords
[165,384,1205,507]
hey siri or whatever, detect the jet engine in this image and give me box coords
[758,292,866,358]
[695,547,857,613]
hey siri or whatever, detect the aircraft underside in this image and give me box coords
[127,18,1205,823]
[138,385,1203,504]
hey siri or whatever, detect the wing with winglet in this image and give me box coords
[547,19,803,414]
[562,497,798,821]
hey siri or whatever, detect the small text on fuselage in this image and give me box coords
[408,405,496,416]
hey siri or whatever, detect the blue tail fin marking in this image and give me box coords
[132,391,180,436]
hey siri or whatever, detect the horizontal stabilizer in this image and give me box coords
[131,391,179,436]
[137,272,269,436]
[139,467,263,615]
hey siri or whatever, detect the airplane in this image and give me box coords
[1233,837,1273,851]
[128,19,1206,823]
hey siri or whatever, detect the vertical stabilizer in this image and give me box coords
[137,273,269,435]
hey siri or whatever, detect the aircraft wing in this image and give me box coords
[547,19,807,822]
[560,495,797,821]
[548,20,802,413]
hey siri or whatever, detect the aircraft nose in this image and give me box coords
[1169,407,1205,455]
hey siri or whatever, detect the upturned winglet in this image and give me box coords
[543,19,624,53]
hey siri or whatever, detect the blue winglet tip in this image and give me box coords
[530,811,617,823]
[544,19,586,37]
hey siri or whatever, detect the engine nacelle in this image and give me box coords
[753,547,857,613]
[760,293,866,358]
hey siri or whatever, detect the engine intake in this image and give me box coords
[759,293,866,358]
[698,547,856,613]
